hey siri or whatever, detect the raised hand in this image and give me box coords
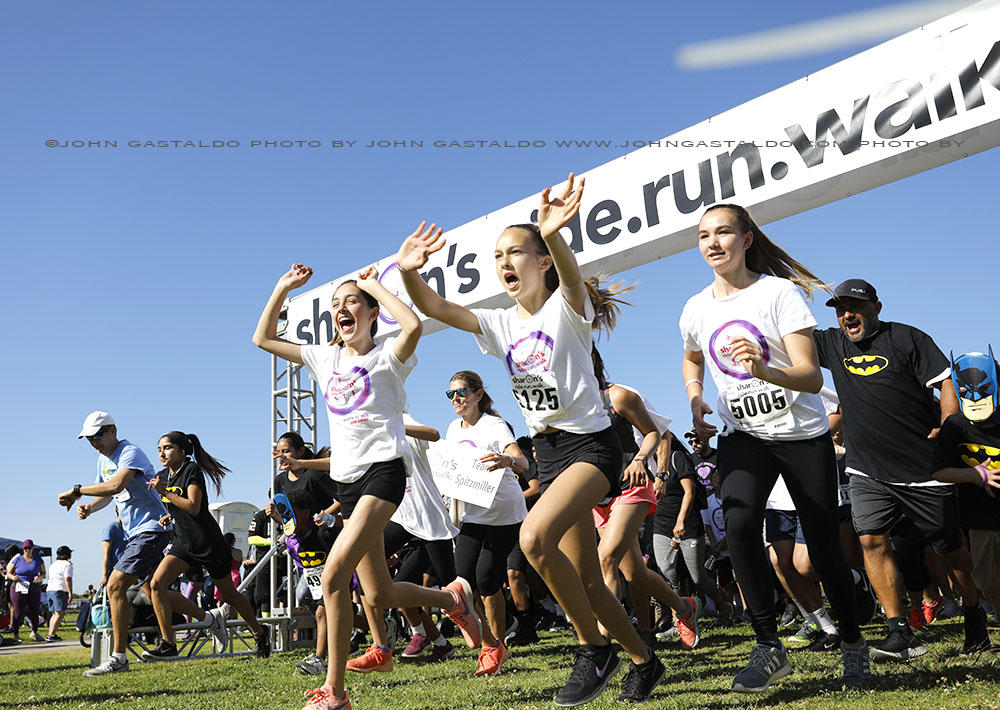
[395,221,445,273]
[356,265,380,292]
[537,173,586,238]
[277,263,314,291]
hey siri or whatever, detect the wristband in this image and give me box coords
[976,464,990,488]
[684,378,702,390]
[395,260,414,274]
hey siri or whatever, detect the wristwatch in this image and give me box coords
[73,483,83,499]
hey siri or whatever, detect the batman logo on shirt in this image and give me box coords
[161,485,184,503]
[958,443,1000,469]
[299,550,327,567]
[843,355,889,376]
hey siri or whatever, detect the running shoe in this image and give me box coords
[45,634,62,642]
[444,577,482,649]
[29,631,43,642]
[908,606,926,631]
[674,597,700,651]
[346,644,393,673]
[505,616,539,647]
[427,639,456,663]
[804,632,841,652]
[939,597,961,619]
[553,642,620,707]
[962,604,991,654]
[922,597,942,625]
[655,626,678,641]
[786,620,822,646]
[534,608,558,631]
[839,642,872,689]
[142,641,178,661]
[475,641,510,676]
[401,633,430,658]
[869,628,927,661]
[295,654,328,676]
[301,687,351,710]
[205,607,229,649]
[83,655,130,676]
[731,643,792,693]
[255,625,272,659]
[618,652,666,704]
[778,601,799,629]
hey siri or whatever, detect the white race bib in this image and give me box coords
[15,581,29,594]
[838,483,851,507]
[511,370,560,416]
[113,488,131,503]
[725,378,794,435]
[305,563,326,601]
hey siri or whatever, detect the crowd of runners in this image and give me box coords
[54,175,999,709]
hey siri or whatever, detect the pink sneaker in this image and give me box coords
[674,596,701,651]
[346,644,393,673]
[301,687,351,710]
[444,577,482,649]
[402,633,430,658]
[474,641,510,676]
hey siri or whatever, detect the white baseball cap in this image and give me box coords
[78,411,115,438]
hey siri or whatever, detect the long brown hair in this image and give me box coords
[702,204,828,298]
[160,431,230,496]
[505,223,634,336]
[329,280,379,346]
[450,370,501,417]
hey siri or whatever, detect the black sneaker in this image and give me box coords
[869,628,927,661]
[962,605,991,654]
[505,616,539,647]
[731,643,792,693]
[804,632,841,652]
[553,642,621,707]
[45,634,62,642]
[840,642,871,689]
[255,626,271,659]
[618,652,666,703]
[779,602,799,629]
[349,628,367,655]
[141,642,178,661]
[535,608,557,631]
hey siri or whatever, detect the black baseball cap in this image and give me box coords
[825,279,878,307]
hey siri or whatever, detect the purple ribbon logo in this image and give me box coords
[324,366,372,415]
[708,320,770,381]
[505,330,555,376]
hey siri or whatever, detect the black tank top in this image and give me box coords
[604,387,639,456]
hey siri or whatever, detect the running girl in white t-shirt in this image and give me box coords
[397,175,664,706]
[445,369,528,677]
[680,204,867,693]
[253,245,481,710]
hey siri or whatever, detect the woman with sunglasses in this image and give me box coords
[398,174,664,706]
[5,540,45,642]
[253,247,482,710]
[681,203,867,692]
[444,370,528,676]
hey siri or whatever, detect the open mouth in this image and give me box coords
[842,316,863,338]
[337,313,356,334]
[502,271,519,289]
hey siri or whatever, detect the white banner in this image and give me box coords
[427,440,503,509]
[286,1,1000,344]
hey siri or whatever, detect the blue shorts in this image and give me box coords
[114,530,171,581]
[50,590,69,612]
[765,509,806,545]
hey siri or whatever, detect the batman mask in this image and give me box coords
[951,347,1000,424]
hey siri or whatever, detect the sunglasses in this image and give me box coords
[86,431,104,442]
[445,388,469,400]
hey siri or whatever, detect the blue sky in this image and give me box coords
[2,1,995,587]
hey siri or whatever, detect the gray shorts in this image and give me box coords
[849,474,961,553]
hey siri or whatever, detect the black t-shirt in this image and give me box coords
[162,460,228,558]
[273,469,338,511]
[691,450,717,485]
[286,522,340,571]
[932,414,1000,531]
[653,435,704,538]
[814,322,950,484]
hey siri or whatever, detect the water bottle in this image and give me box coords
[704,553,718,572]
[665,537,681,566]
[314,512,335,527]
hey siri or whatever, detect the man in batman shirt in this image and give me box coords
[814,279,985,658]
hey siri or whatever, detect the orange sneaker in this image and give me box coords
[474,641,510,676]
[346,644,393,674]
[444,577,482,649]
[301,687,351,710]
[674,596,701,651]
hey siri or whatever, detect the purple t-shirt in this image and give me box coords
[11,554,43,585]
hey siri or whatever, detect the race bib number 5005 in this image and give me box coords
[726,379,793,433]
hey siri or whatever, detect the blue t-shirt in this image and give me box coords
[101,520,127,571]
[94,439,169,537]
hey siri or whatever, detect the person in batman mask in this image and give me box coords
[932,348,1000,652]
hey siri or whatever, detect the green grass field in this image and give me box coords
[1,616,998,710]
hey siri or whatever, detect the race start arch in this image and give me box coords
[268,0,1000,494]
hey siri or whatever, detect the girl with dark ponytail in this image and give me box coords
[397,173,664,705]
[145,432,270,660]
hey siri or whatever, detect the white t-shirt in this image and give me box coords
[680,274,828,441]
[472,291,610,436]
[392,414,460,541]
[301,338,415,483]
[47,559,73,592]
[445,414,527,526]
